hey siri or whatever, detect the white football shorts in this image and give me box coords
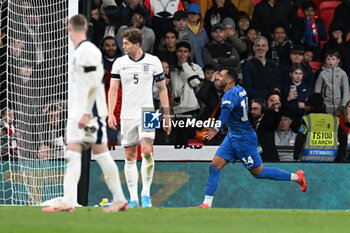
[67,117,108,145]
[120,118,155,147]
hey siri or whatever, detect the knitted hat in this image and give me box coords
[221,17,236,30]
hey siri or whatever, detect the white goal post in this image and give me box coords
[0,0,77,205]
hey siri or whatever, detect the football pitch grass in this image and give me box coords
[1,206,349,233]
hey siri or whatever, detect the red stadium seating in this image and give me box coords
[309,61,323,72]
[252,0,261,6]
[319,1,342,33]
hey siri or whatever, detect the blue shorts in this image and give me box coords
[215,132,262,169]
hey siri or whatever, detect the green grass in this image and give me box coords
[0,207,349,233]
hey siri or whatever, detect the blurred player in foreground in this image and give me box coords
[190,68,307,208]
[108,28,171,208]
[42,14,127,213]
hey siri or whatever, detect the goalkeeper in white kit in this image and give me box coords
[42,14,127,213]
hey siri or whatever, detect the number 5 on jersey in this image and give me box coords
[134,74,139,84]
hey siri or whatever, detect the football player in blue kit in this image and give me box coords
[190,68,307,208]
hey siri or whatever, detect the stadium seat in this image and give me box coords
[309,61,323,72]
[297,6,303,18]
[252,0,261,6]
[187,138,204,147]
[320,40,328,49]
[319,1,342,33]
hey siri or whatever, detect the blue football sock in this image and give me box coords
[255,167,291,181]
[205,164,221,196]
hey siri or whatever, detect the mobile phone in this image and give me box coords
[290,85,297,92]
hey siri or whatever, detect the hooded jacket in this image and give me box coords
[99,36,123,126]
[314,66,350,113]
[99,36,123,71]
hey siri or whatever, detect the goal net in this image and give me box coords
[0,0,69,205]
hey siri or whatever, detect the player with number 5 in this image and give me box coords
[190,68,307,208]
[108,28,171,209]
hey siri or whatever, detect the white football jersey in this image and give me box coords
[111,53,164,119]
[71,40,107,119]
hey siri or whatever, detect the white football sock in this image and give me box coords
[203,195,214,207]
[124,159,139,202]
[141,153,154,197]
[95,151,126,203]
[63,150,81,206]
[290,173,299,181]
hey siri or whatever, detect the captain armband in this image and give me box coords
[84,66,96,73]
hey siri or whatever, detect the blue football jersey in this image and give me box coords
[221,85,255,137]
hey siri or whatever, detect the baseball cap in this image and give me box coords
[212,23,224,31]
[173,10,187,21]
[187,3,200,14]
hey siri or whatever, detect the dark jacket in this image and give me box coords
[204,5,239,36]
[252,0,292,39]
[243,58,281,99]
[279,60,315,89]
[252,109,282,162]
[330,1,350,36]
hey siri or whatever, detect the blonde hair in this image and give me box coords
[69,14,87,32]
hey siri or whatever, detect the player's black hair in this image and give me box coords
[222,67,238,83]
[176,41,191,52]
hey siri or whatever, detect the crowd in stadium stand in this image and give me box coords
[2,0,350,162]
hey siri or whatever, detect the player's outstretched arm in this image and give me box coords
[108,79,120,130]
[157,80,171,135]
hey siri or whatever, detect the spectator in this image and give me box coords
[202,23,240,75]
[144,0,183,53]
[236,11,251,40]
[243,36,281,99]
[172,11,195,60]
[222,17,247,55]
[100,36,123,72]
[118,0,152,28]
[274,110,297,161]
[37,104,65,159]
[252,0,292,39]
[196,65,225,144]
[267,24,293,66]
[250,91,282,162]
[120,6,155,54]
[102,5,126,47]
[330,0,350,37]
[282,64,313,131]
[303,50,313,64]
[203,0,239,36]
[171,42,204,145]
[336,100,350,161]
[294,93,347,162]
[321,25,350,79]
[90,5,106,46]
[0,108,19,159]
[100,36,123,145]
[186,3,208,67]
[171,41,204,115]
[279,45,314,88]
[291,1,327,61]
[315,50,350,114]
[182,0,191,12]
[156,28,178,69]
